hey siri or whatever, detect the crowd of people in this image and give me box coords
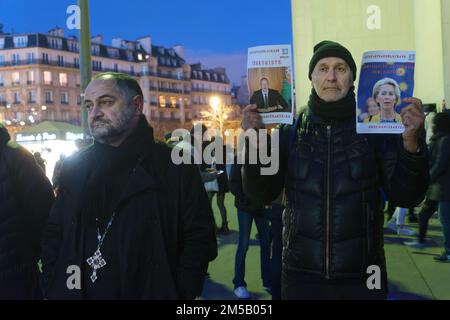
[0,41,449,300]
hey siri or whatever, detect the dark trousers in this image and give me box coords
[281,269,388,300]
[233,210,271,289]
[439,201,450,254]
[418,198,439,243]
[266,204,283,300]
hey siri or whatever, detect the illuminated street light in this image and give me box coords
[5,120,11,126]
[6,104,11,109]
[20,121,25,126]
[210,96,221,113]
[41,105,47,111]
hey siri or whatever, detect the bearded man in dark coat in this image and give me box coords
[41,73,217,300]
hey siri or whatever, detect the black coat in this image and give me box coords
[427,133,450,201]
[243,109,429,280]
[250,89,289,112]
[40,122,217,300]
[0,126,54,298]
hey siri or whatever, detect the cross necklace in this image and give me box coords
[86,211,117,283]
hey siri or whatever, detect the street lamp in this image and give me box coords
[209,96,223,135]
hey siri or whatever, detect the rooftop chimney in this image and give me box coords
[173,44,184,59]
[112,38,124,48]
[48,27,64,37]
[137,36,152,54]
[91,35,103,44]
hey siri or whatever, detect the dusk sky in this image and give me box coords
[0,0,293,84]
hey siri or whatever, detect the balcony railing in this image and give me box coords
[156,72,190,81]
[192,88,230,94]
[158,87,184,94]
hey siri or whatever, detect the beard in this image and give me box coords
[89,107,136,143]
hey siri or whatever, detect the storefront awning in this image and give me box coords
[14,121,84,142]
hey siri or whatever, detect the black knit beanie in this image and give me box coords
[308,40,357,80]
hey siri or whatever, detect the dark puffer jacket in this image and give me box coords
[243,110,429,280]
[0,126,54,298]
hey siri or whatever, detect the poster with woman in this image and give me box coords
[356,51,415,134]
[247,45,294,125]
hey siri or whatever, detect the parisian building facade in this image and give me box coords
[0,26,232,136]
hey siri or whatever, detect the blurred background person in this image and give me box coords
[0,125,54,299]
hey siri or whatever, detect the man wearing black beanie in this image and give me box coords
[241,41,429,300]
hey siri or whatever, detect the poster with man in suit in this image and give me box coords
[247,45,294,125]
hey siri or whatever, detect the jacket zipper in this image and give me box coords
[325,125,332,279]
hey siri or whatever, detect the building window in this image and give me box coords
[12,54,20,65]
[69,42,78,52]
[0,55,4,66]
[27,52,35,64]
[28,91,36,103]
[130,66,135,75]
[12,72,20,85]
[114,64,118,72]
[59,73,68,86]
[48,111,56,120]
[62,111,70,121]
[74,58,80,68]
[170,97,177,108]
[57,55,64,67]
[42,53,49,64]
[127,52,133,61]
[13,36,28,48]
[61,92,69,104]
[27,71,35,84]
[49,37,62,49]
[0,93,5,103]
[142,65,147,76]
[0,73,3,86]
[13,92,21,104]
[0,38,4,49]
[107,48,119,58]
[92,61,102,71]
[45,91,53,103]
[44,71,52,85]
[77,94,81,105]
[92,46,99,55]
[159,96,166,108]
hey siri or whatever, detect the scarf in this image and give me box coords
[83,116,149,228]
[308,87,356,122]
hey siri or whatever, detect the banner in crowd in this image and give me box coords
[247,45,294,125]
[356,50,416,134]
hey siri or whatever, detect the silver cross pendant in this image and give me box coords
[86,249,107,283]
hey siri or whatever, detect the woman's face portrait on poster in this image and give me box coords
[372,78,401,112]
